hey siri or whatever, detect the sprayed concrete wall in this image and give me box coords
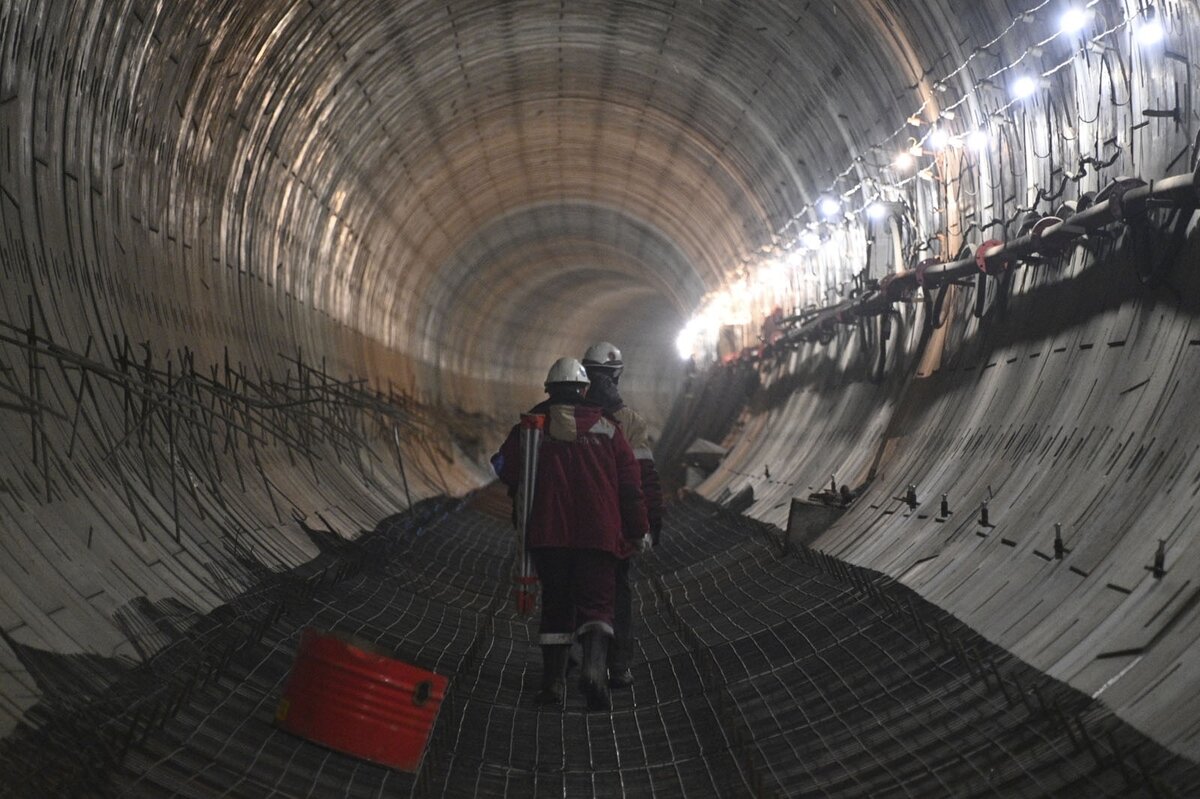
[3,0,1200,768]
[697,212,1200,759]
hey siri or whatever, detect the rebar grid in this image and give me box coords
[2,493,1193,797]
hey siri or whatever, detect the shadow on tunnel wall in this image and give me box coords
[673,217,1200,760]
[760,217,1198,424]
[654,361,761,490]
[678,211,1195,432]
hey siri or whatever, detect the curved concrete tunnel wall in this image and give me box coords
[3,0,1200,770]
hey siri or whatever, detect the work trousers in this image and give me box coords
[610,557,634,669]
[530,548,616,645]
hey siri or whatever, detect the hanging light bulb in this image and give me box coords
[1059,7,1089,34]
[1136,23,1164,44]
[1011,75,1039,99]
[866,202,890,221]
[893,150,916,171]
[1136,7,1165,45]
[818,196,842,218]
[927,128,950,150]
[967,129,989,152]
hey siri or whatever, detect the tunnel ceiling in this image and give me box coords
[1,0,1008,416]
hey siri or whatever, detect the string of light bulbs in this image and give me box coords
[677,1,1166,360]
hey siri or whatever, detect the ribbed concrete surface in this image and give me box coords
[4,0,1200,792]
[690,194,1200,760]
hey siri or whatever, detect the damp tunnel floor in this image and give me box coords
[3,487,1197,798]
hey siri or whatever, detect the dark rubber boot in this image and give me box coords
[608,665,634,689]
[609,558,633,689]
[580,630,611,711]
[536,645,568,707]
[607,635,633,688]
[565,642,581,677]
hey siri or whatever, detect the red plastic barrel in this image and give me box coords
[275,628,448,772]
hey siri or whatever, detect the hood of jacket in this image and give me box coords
[585,371,624,412]
[544,401,611,441]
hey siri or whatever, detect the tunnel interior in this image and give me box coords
[4,0,1200,795]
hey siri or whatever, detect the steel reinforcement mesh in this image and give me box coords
[3,491,1199,798]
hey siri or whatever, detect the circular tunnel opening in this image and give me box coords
[3,1,1200,795]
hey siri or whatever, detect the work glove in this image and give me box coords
[637,533,653,554]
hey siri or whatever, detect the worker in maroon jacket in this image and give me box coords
[582,342,663,690]
[494,357,649,710]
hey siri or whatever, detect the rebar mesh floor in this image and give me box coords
[7,493,1200,798]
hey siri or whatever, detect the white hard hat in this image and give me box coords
[544,357,590,388]
[582,341,624,377]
